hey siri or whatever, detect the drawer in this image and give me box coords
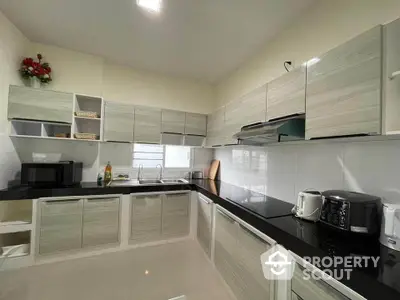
[41,199,82,216]
[84,197,120,212]
[292,263,350,300]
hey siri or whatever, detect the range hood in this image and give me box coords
[233,114,305,145]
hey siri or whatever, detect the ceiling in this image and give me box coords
[0,0,316,83]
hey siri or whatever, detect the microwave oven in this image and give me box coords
[21,161,83,187]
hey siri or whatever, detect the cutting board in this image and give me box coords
[208,160,220,180]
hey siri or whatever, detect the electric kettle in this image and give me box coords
[380,203,400,251]
[292,190,322,222]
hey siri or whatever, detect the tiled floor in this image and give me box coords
[0,240,235,300]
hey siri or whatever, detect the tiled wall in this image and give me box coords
[214,139,400,205]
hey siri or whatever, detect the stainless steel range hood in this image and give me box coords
[233,114,305,145]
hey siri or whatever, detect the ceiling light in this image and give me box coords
[136,0,162,13]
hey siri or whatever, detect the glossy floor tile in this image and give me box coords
[0,240,235,300]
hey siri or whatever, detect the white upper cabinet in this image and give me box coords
[238,85,267,125]
[8,85,73,124]
[133,106,161,144]
[185,113,207,136]
[267,66,306,121]
[383,18,400,134]
[306,26,382,140]
[103,101,134,143]
[205,106,225,147]
[161,110,186,134]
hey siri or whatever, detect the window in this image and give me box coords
[133,144,191,168]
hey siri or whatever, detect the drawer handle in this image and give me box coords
[217,209,235,223]
[199,195,212,205]
[239,224,268,244]
[44,199,80,204]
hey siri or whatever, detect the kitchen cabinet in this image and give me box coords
[205,106,225,147]
[383,18,400,134]
[214,206,275,300]
[162,110,186,134]
[267,66,306,121]
[130,194,162,243]
[196,194,213,257]
[133,106,161,144]
[8,85,74,124]
[306,26,382,139]
[82,197,120,248]
[185,113,207,136]
[288,251,365,300]
[238,84,267,125]
[162,192,190,239]
[38,199,83,255]
[103,101,134,142]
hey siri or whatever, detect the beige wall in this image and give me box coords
[216,0,400,107]
[30,43,215,114]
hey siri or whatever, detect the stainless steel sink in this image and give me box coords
[139,179,163,184]
[109,180,139,186]
[161,179,188,184]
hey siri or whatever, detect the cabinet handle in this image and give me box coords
[86,198,117,203]
[135,195,161,199]
[166,193,189,197]
[239,224,268,244]
[199,195,212,205]
[217,209,235,223]
[44,199,81,205]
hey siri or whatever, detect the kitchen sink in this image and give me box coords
[161,179,188,184]
[139,179,163,184]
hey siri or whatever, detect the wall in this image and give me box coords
[0,11,30,189]
[216,0,400,107]
[30,43,215,114]
[215,139,400,205]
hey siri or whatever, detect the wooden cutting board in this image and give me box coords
[208,160,220,180]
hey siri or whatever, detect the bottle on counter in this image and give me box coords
[104,161,112,185]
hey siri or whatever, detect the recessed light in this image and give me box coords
[136,0,162,13]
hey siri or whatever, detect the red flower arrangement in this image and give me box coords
[19,53,52,84]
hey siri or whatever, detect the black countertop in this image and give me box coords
[0,179,399,299]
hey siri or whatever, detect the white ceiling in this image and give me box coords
[0,0,316,83]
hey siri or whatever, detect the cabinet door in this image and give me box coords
[236,224,274,300]
[38,199,83,255]
[8,85,73,123]
[214,208,241,297]
[130,194,162,243]
[267,66,306,121]
[133,107,161,144]
[103,101,134,142]
[291,263,350,300]
[162,110,186,134]
[197,194,213,257]
[306,26,382,139]
[239,84,267,125]
[82,197,120,248]
[205,107,225,147]
[162,192,190,239]
[185,113,207,136]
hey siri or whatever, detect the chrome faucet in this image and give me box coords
[156,164,163,180]
[137,164,144,181]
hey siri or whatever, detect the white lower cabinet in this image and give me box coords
[214,205,275,300]
[82,197,120,248]
[196,194,213,257]
[130,192,191,244]
[37,196,121,256]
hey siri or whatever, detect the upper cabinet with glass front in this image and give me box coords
[306,26,383,140]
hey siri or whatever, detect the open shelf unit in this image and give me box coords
[9,119,72,140]
[72,94,103,141]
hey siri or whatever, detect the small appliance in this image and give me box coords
[380,203,400,251]
[320,190,381,235]
[192,171,204,179]
[21,161,83,187]
[292,190,322,222]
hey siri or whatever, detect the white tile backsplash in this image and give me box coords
[215,140,400,205]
